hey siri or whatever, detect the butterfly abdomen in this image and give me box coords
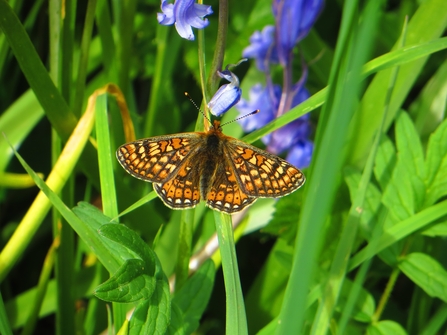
[199,133,224,198]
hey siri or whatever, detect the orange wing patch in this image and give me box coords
[153,162,201,209]
[206,164,256,213]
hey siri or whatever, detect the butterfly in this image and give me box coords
[116,119,305,214]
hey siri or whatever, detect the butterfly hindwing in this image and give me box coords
[153,159,201,209]
[206,160,257,213]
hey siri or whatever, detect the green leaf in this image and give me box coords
[130,281,171,335]
[422,221,447,237]
[373,136,396,191]
[262,191,303,244]
[395,113,426,207]
[399,252,447,303]
[94,259,156,303]
[98,224,157,269]
[367,320,408,335]
[172,260,215,335]
[349,200,447,270]
[72,203,134,267]
[90,223,171,334]
[344,167,382,238]
[382,113,425,221]
[166,303,185,335]
[338,279,376,323]
[424,117,447,207]
[347,0,447,166]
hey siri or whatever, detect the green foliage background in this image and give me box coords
[1,0,447,334]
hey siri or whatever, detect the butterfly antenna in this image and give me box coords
[184,92,212,126]
[220,110,260,128]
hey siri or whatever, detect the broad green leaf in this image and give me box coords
[130,280,171,335]
[382,113,425,221]
[424,117,447,207]
[410,57,447,137]
[166,303,185,335]
[262,191,303,244]
[172,260,215,335]
[422,221,447,237]
[349,200,447,270]
[98,224,157,270]
[344,167,382,238]
[395,113,426,209]
[72,203,134,265]
[245,240,293,333]
[373,136,396,191]
[367,320,408,335]
[395,113,426,181]
[399,252,447,303]
[344,168,399,265]
[94,259,156,303]
[347,0,447,166]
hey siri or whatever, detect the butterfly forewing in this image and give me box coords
[225,140,306,197]
[116,134,199,183]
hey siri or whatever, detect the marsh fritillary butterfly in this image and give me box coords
[116,119,305,214]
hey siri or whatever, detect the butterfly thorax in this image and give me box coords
[199,124,226,199]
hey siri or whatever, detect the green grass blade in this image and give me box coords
[214,212,248,335]
[0,291,13,335]
[276,0,377,332]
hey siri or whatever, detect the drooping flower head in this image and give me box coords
[235,0,322,168]
[273,0,324,65]
[208,61,247,117]
[236,80,313,168]
[157,0,213,41]
[243,0,323,69]
[236,84,280,132]
[242,26,278,71]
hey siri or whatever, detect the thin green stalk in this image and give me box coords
[372,267,401,323]
[113,0,137,99]
[144,24,169,137]
[213,212,248,335]
[205,0,228,98]
[20,240,58,335]
[73,0,98,117]
[48,1,76,333]
[174,210,195,291]
[337,258,373,334]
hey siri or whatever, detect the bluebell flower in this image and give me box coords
[238,1,321,168]
[208,67,242,117]
[157,0,213,41]
[236,81,313,168]
[242,26,278,71]
[266,113,311,154]
[236,84,280,132]
[273,0,324,65]
[286,139,313,168]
